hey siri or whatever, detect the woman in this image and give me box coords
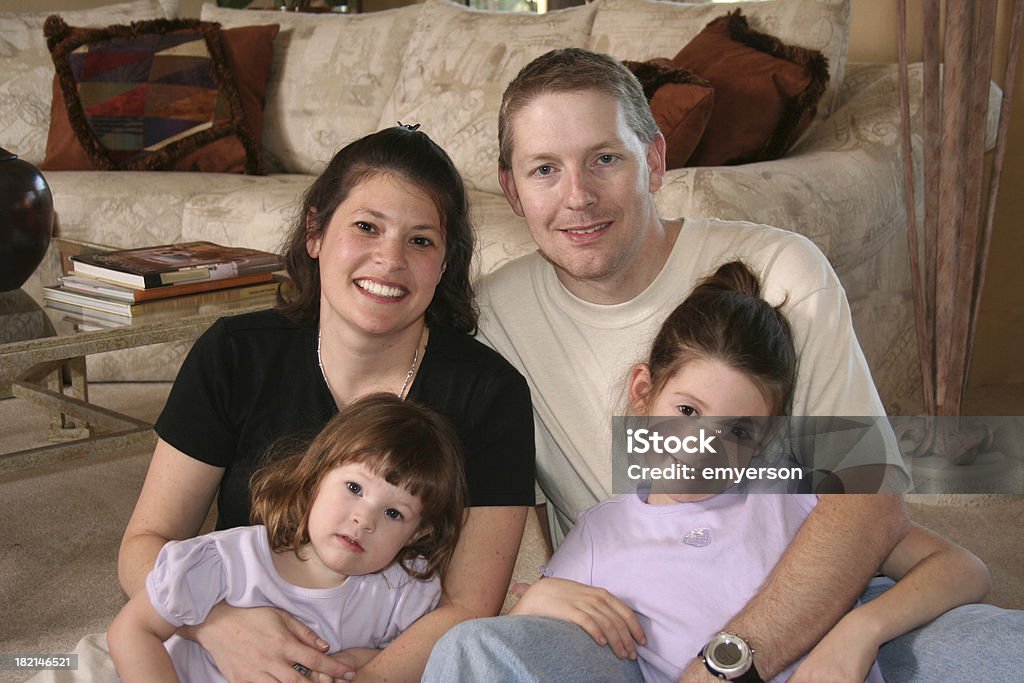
[118,126,535,682]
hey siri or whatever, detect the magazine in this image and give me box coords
[43,279,280,318]
[58,272,275,303]
[69,241,282,289]
[45,290,278,327]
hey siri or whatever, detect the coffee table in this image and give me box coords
[0,239,278,473]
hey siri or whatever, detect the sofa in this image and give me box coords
[2,0,1001,415]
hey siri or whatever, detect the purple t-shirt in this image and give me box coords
[544,493,885,683]
[147,526,441,683]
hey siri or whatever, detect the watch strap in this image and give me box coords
[730,666,764,683]
[697,646,765,683]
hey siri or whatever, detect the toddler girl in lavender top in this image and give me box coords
[108,393,466,683]
[513,261,990,683]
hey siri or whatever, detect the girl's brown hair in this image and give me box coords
[277,125,478,334]
[250,393,467,580]
[646,260,797,416]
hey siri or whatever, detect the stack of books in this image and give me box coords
[43,241,284,327]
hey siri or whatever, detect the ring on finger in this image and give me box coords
[292,662,311,677]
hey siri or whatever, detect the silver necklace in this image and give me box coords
[317,329,419,399]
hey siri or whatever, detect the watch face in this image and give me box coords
[711,641,743,667]
[704,632,752,678]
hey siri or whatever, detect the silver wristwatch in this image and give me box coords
[698,631,763,682]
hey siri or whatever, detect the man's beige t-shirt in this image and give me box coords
[479,217,903,543]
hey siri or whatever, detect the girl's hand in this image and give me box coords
[789,611,879,683]
[509,577,646,660]
[184,602,353,682]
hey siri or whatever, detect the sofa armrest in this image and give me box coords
[834,62,1002,152]
[655,62,1001,277]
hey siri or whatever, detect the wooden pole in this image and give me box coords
[922,0,942,415]
[945,1,996,414]
[898,0,937,421]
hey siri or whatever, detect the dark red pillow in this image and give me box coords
[672,10,829,167]
[625,58,713,170]
[41,17,278,174]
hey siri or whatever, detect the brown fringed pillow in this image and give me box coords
[624,58,713,170]
[40,16,278,174]
[672,10,829,167]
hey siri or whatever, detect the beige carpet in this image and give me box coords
[0,384,168,683]
[1,383,1021,683]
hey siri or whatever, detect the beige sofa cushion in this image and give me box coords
[200,4,423,175]
[179,174,315,254]
[467,190,534,280]
[378,0,598,195]
[0,0,175,165]
[589,0,851,118]
[45,170,253,249]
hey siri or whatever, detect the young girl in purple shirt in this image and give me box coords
[108,393,466,683]
[514,261,991,683]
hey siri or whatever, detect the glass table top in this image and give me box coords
[0,284,276,370]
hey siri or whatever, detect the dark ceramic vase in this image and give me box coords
[0,146,54,292]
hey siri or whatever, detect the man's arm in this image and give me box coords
[680,494,909,682]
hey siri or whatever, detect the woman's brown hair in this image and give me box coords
[250,393,467,580]
[645,260,797,416]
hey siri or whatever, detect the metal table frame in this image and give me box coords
[1,241,274,473]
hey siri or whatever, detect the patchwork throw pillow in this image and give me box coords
[40,16,278,174]
[0,0,172,165]
[623,59,713,170]
[672,11,828,166]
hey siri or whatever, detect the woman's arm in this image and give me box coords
[791,522,990,682]
[353,505,528,683]
[107,592,181,683]
[119,439,351,682]
[118,439,222,597]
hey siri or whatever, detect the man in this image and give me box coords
[424,48,1017,682]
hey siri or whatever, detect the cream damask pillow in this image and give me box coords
[201,4,424,175]
[589,0,851,118]
[0,0,174,165]
[379,0,598,195]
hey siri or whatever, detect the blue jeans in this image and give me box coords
[863,576,1024,683]
[424,579,1024,682]
[423,615,644,683]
